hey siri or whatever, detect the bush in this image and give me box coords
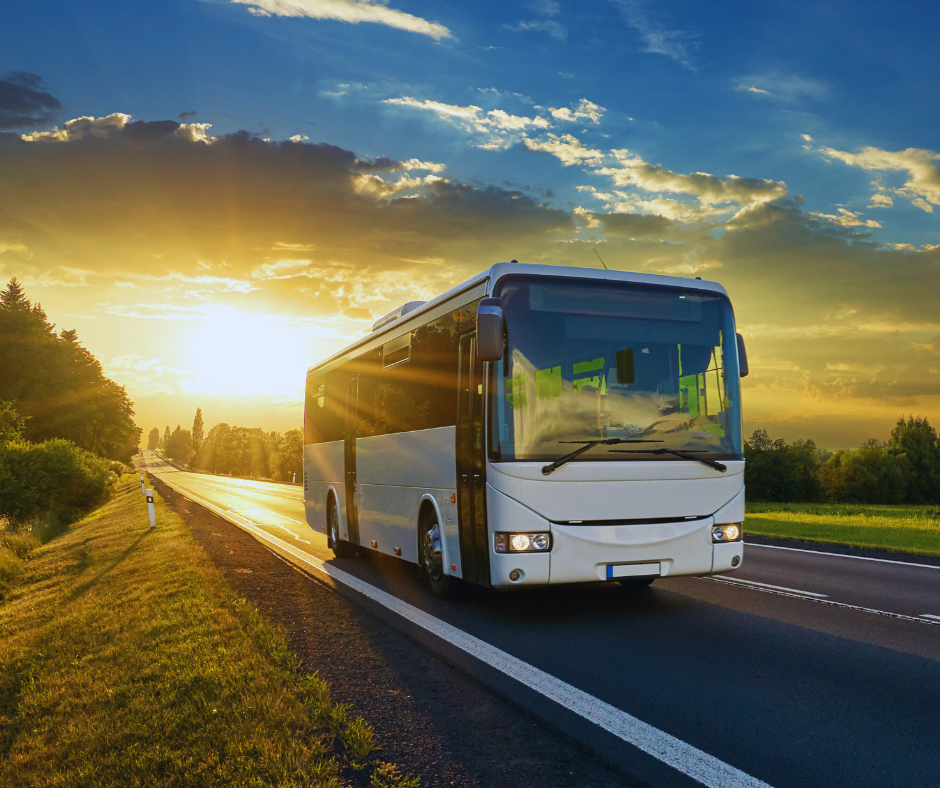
[0,438,116,529]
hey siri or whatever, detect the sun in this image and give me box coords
[184,306,308,398]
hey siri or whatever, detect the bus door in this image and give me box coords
[344,376,360,545]
[457,333,490,585]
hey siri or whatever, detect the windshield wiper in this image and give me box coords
[541,439,663,476]
[609,448,727,472]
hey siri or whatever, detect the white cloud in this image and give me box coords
[230,0,452,39]
[810,207,881,229]
[869,193,894,208]
[504,19,566,40]
[383,96,551,148]
[818,144,940,212]
[596,149,787,207]
[522,133,604,166]
[353,172,445,197]
[609,0,696,68]
[735,85,771,96]
[400,158,446,172]
[733,73,828,101]
[21,113,131,142]
[548,99,605,124]
[288,134,310,142]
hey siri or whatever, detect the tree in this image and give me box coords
[147,427,160,450]
[887,416,939,503]
[743,430,822,502]
[163,426,171,449]
[164,425,193,465]
[0,400,26,444]
[0,278,140,462]
[192,407,204,452]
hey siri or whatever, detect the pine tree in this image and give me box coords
[163,426,171,448]
[192,407,204,451]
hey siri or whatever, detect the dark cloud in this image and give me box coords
[596,212,674,237]
[0,72,63,129]
[179,111,197,120]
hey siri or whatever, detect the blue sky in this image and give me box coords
[1,0,938,445]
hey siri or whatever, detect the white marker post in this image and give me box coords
[146,488,156,529]
[140,474,146,495]
[292,472,296,484]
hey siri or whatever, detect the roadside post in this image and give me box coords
[140,474,146,494]
[146,489,156,529]
[292,472,296,483]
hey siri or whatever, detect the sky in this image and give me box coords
[1,0,938,448]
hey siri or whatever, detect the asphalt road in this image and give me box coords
[140,451,940,788]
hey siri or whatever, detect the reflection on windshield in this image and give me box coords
[489,277,743,462]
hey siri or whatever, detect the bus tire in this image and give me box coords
[421,510,454,600]
[327,495,355,559]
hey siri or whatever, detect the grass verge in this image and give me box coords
[0,478,419,787]
[745,502,940,557]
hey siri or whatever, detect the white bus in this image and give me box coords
[303,262,747,598]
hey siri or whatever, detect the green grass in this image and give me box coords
[0,478,419,787]
[745,501,940,557]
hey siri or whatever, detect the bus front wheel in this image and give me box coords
[327,496,355,559]
[421,512,454,600]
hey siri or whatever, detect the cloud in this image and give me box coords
[230,0,452,39]
[608,0,697,68]
[522,133,604,166]
[595,149,788,209]
[817,144,940,213]
[548,99,605,124]
[179,111,198,121]
[809,207,881,229]
[20,112,131,142]
[0,72,64,130]
[504,20,567,40]
[733,73,828,101]
[383,96,551,148]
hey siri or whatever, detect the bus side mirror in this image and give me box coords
[477,298,504,361]
[736,333,748,377]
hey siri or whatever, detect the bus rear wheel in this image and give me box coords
[327,496,355,559]
[421,511,454,600]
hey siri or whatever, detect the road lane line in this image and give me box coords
[704,577,940,625]
[745,542,940,570]
[921,614,940,621]
[154,471,773,788]
[714,578,827,597]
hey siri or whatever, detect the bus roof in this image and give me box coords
[306,262,730,376]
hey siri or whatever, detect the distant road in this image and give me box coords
[141,450,940,788]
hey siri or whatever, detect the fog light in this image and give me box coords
[731,555,741,567]
[509,569,522,582]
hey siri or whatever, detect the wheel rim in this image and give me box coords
[423,525,443,580]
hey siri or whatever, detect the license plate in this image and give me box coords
[607,562,661,580]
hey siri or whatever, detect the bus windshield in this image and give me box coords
[488,276,744,463]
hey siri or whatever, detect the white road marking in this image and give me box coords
[714,577,827,598]
[230,508,312,544]
[154,471,772,788]
[704,577,939,626]
[921,614,940,621]
[745,542,940,571]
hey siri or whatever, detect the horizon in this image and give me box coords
[1,0,938,448]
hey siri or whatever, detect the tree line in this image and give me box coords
[0,279,134,531]
[149,408,302,483]
[745,416,940,504]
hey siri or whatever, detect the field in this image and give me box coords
[0,477,417,788]
[745,502,940,558]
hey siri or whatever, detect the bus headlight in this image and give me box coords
[712,523,743,542]
[494,532,552,553]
